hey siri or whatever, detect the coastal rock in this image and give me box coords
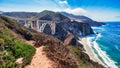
[32,20,94,48]
[57,21,94,36]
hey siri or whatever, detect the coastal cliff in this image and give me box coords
[0,10,104,68]
[32,10,94,46]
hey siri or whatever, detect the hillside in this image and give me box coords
[0,14,36,67]
[61,12,105,26]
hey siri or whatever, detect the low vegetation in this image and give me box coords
[0,15,36,68]
[34,33,78,68]
[68,46,90,68]
[68,46,104,68]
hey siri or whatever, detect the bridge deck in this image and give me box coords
[7,16,59,23]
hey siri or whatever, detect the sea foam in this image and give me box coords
[87,34,118,68]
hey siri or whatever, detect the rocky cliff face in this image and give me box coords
[27,20,94,48]
[35,11,94,40]
[56,21,94,37]
[35,21,94,44]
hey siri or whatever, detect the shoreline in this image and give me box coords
[78,35,118,68]
[78,37,105,66]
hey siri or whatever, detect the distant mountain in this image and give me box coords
[61,12,105,26]
[34,10,70,22]
[3,12,38,18]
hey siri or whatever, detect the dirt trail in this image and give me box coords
[25,41,56,68]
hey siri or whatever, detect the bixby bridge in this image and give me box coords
[8,16,57,35]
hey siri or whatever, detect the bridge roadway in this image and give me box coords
[7,16,60,24]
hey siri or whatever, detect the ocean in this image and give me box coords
[88,22,120,68]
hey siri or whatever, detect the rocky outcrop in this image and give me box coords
[57,21,94,36]
[28,21,93,49]
[35,21,94,46]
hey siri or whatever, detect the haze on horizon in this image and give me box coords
[0,0,120,22]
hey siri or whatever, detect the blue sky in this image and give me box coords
[0,0,120,21]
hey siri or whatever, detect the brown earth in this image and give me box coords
[25,41,57,68]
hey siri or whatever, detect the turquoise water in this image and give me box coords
[92,22,120,68]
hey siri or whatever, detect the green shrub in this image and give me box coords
[0,39,36,67]
[68,46,89,68]
[13,40,36,64]
[0,18,36,67]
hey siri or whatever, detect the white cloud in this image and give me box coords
[58,0,69,8]
[59,0,68,5]
[62,8,87,15]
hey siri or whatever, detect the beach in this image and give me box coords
[78,37,105,66]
